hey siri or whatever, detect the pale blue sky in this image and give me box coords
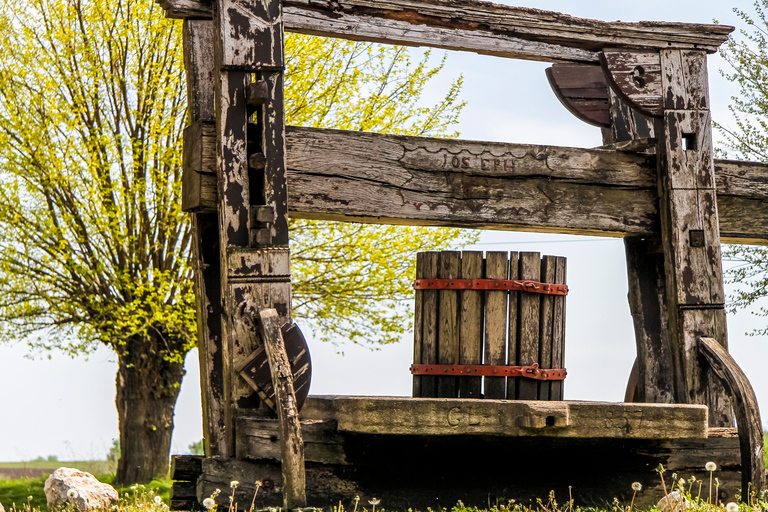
[1,0,766,461]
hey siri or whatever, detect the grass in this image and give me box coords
[0,462,117,475]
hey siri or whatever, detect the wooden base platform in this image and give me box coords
[171,397,745,511]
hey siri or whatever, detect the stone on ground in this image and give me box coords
[657,491,690,512]
[44,467,118,511]
[1,499,5,512]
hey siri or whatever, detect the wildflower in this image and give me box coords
[689,477,696,483]
[726,503,739,512]
[155,496,163,505]
[131,486,138,491]
[706,462,717,472]
[254,481,262,487]
[631,482,642,492]
[369,499,381,506]
[203,498,216,510]
[67,489,79,500]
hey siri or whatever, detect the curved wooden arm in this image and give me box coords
[699,337,765,498]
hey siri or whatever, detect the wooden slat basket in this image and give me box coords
[412,251,567,401]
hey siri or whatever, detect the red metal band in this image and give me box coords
[410,363,567,381]
[412,278,568,295]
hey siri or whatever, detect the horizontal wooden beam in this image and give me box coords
[185,126,768,244]
[158,0,733,62]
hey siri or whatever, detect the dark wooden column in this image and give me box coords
[214,0,292,456]
[183,19,228,457]
[656,50,732,426]
[602,88,676,405]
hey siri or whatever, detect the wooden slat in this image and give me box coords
[506,252,520,400]
[437,252,461,398]
[412,252,425,397]
[517,252,541,400]
[538,256,557,400]
[298,396,708,439]
[546,64,610,127]
[458,251,483,399]
[158,0,734,58]
[600,51,663,117]
[699,337,766,497]
[190,125,768,244]
[483,252,508,399]
[550,256,566,400]
[420,252,439,398]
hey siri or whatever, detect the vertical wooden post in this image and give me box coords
[258,308,307,509]
[656,50,733,426]
[518,252,541,400]
[459,251,483,399]
[213,0,294,455]
[437,252,460,398]
[484,251,508,399]
[601,86,676,405]
[183,19,228,457]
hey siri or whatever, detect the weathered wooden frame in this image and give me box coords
[164,0,766,505]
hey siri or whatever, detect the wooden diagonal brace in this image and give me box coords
[257,308,307,510]
[699,337,765,498]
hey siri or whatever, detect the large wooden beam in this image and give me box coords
[158,0,733,63]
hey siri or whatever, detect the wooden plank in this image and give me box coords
[236,416,346,465]
[506,252,520,400]
[699,337,766,497]
[483,252,508,399]
[297,396,708,439]
[412,252,425,397]
[437,251,460,398]
[550,256,566,401]
[199,432,741,511]
[546,64,610,127]
[258,308,306,510]
[191,125,768,245]
[458,251,483,399]
[159,0,734,59]
[538,256,557,400]
[518,252,541,400]
[420,252,439,397]
[183,163,218,212]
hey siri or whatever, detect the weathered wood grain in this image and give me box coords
[419,252,439,397]
[518,252,541,400]
[183,17,228,458]
[159,0,733,59]
[483,252,508,399]
[258,308,306,509]
[546,64,610,127]
[699,337,766,497]
[538,256,557,400]
[190,125,768,244]
[215,0,284,70]
[550,256,566,401]
[297,396,707,439]
[437,252,460,398]
[656,49,732,427]
[412,252,425,397]
[506,251,520,400]
[601,51,663,117]
[458,251,483,399]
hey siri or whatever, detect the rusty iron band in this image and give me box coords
[412,278,568,295]
[410,363,567,381]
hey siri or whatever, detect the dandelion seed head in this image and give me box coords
[631,482,642,492]
[369,499,381,506]
[254,481,262,487]
[706,462,717,472]
[155,496,163,505]
[203,498,216,510]
[67,489,79,500]
[230,481,239,488]
[727,502,739,512]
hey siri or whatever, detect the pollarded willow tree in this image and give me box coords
[0,0,472,484]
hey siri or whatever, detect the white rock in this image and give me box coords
[1,500,5,512]
[657,491,691,512]
[44,467,118,511]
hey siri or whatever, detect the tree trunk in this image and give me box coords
[115,329,186,485]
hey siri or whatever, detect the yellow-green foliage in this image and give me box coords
[0,0,472,353]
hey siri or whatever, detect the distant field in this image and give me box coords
[0,461,116,479]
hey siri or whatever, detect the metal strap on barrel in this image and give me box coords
[410,363,567,381]
[412,278,568,296]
